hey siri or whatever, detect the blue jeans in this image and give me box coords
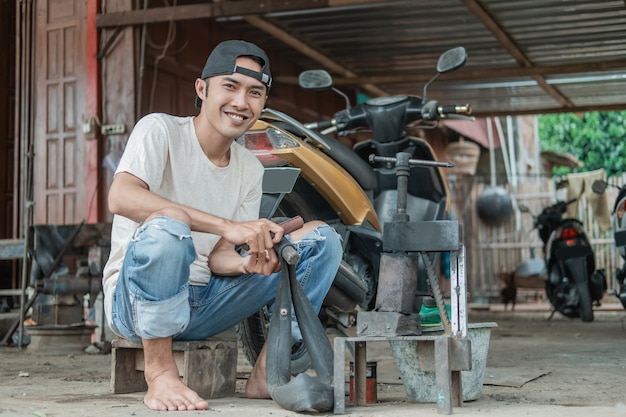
[110,216,342,343]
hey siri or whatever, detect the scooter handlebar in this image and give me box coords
[304,119,335,131]
[438,104,472,116]
[421,101,472,121]
[309,98,473,134]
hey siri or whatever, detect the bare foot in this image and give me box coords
[245,365,271,399]
[144,368,209,411]
[245,344,271,399]
[141,337,209,411]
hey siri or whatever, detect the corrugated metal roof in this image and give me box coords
[99,0,626,116]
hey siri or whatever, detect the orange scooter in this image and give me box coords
[236,47,472,372]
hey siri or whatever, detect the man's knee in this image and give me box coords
[290,220,326,240]
[131,214,195,267]
[145,207,191,226]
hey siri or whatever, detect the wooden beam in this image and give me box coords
[459,0,574,108]
[472,103,626,118]
[244,14,349,77]
[96,0,329,28]
[532,76,574,108]
[95,0,392,28]
[328,0,390,5]
[459,0,530,68]
[243,14,389,97]
[275,59,626,85]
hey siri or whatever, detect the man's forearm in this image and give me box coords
[208,245,247,276]
[109,172,229,235]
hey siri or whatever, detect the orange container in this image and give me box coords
[349,361,377,403]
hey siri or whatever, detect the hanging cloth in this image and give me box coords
[566,169,611,232]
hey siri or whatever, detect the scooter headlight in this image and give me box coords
[237,128,300,167]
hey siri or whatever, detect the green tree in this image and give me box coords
[538,111,626,177]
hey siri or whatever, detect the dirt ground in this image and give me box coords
[2,303,626,417]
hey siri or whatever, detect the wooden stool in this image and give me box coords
[111,337,238,399]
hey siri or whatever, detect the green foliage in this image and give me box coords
[538,111,626,177]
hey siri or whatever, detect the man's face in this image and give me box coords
[198,56,268,141]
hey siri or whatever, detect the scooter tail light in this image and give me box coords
[237,128,299,167]
[559,227,579,240]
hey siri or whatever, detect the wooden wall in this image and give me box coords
[0,0,16,239]
[32,0,88,224]
[137,20,348,122]
[0,0,17,293]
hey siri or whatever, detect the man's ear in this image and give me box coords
[195,78,207,104]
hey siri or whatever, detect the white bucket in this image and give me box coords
[390,322,497,402]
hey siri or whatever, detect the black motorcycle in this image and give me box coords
[592,179,626,308]
[519,194,605,322]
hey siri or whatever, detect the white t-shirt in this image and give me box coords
[102,113,263,326]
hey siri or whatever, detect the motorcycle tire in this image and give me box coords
[576,280,594,322]
[545,282,575,319]
[545,276,594,322]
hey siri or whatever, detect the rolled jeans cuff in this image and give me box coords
[133,285,190,339]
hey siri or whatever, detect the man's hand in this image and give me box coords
[243,246,281,275]
[208,219,283,276]
[209,217,304,277]
[224,218,284,256]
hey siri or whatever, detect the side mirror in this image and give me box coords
[436,47,467,73]
[591,179,608,194]
[298,70,333,90]
[423,46,467,101]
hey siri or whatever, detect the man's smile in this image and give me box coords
[227,112,245,121]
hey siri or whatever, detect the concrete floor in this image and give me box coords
[1,300,626,417]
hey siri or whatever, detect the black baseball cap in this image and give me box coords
[195,40,272,108]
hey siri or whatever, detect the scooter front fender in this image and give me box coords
[275,143,381,231]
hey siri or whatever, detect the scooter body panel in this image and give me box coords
[355,136,449,208]
[275,145,380,230]
[614,194,626,258]
[249,119,381,230]
[611,192,626,307]
[546,220,595,278]
[545,220,593,265]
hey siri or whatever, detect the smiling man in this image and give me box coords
[102,40,342,411]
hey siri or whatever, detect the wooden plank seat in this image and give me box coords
[111,337,238,399]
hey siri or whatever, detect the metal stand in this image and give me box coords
[333,244,470,415]
[336,152,471,414]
